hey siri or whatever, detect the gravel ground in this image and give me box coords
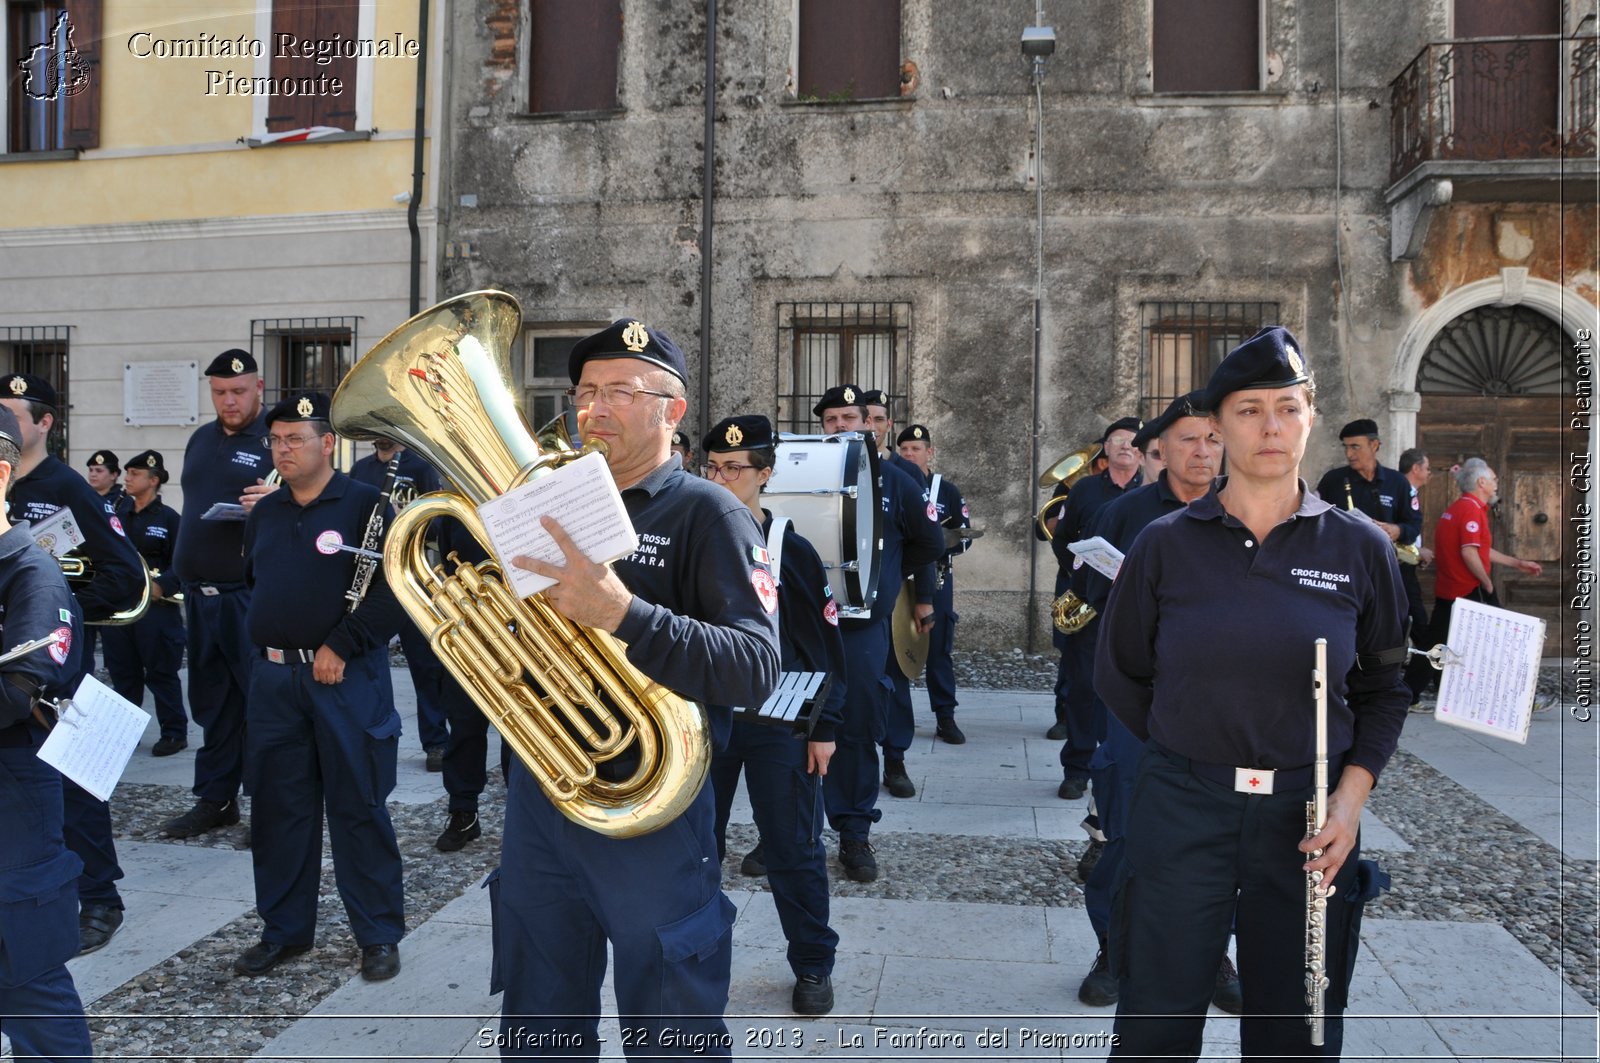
[78,655,1594,1060]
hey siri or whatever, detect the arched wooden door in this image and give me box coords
[1414,305,1569,652]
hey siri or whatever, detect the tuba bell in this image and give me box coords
[329,291,709,839]
[60,554,153,625]
[1035,442,1101,541]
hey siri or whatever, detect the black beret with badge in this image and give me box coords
[896,423,932,447]
[1134,390,1208,449]
[204,348,258,378]
[87,450,120,473]
[1203,326,1310,410]
[126,449,168,483]
[265,391,332,427]
[1338,418,1380,440]
[671,430,692,450]
[567,318,688,384]
[1099,416,1143,443]
[859,388,890,410]
[811,384,866,418]
[702,414,775,455]
[1,372,58,410]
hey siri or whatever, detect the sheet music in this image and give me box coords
[1434,598,1545,745]
[36,675,152,801]
[1068,536,1125,580]
[29,506,86,557]
[476,451,639,599]
[202,502,248,522]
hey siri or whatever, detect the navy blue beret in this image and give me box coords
[87,450,120,472]
[896,423,932,446]
[812,384,866,417]
[265,391,332,427]
[0,404,20,448]
[1100,416,1143,442]
[205,349,257,378]
[1,372,57,410]
[859,388,890,410]
[1134,390,1209,449]
[702,414,775,454]
[1203,326,1310,410]
[126,449,168,482]
[1338,418,1380,440]
[567,319,688,384]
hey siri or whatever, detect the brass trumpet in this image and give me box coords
[330,290,709,839]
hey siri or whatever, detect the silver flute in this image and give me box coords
[1305,637,1332,1046]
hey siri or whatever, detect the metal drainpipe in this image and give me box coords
[697,0,717,436]
[1025,56,1046,652]
[407,0,430,315]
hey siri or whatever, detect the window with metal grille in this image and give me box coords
[0,324,70,458]
[1152,0,1260,94]
[5,0,101,153]
[1140,301,1279,419]
[775,301,910,434]
[523,325,606,431]
[252,316,359,468]
[794,0,901,101]
[527,0,622,114]
[266,0,359,133]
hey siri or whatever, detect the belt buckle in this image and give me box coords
[266,647,285,664]
[1234,767,1275,795]
[200,585,220,597]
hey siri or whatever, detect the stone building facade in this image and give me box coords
[437,0,1597,651]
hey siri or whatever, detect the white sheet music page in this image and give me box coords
[28,506,87,557]
[36,674,152,801]
[1068,536,1125,580]
[1434,598,1546,744]
[476,450,639,599]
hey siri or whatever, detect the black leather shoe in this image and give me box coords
[792,972,834,1015]
[1078,947,1118,1006]
[838,838,878,883]
[1058,776,1087,800]
[1212,954,1243,1014]
[361,943,401,981]
[163,798,240,839]
[78,904,124,955]
[1046,721,1071,740]
[882,762,916,798]
[935,716,966,745]
[1075,839,1105,883]
[435,810,481,853]
[740,842,767,877]
[424,746,445,772]
[234,940,311,976]
[152,735,188,757]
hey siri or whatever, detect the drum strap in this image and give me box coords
[930,473,943,518]
[766,518,789,586]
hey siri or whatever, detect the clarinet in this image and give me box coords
[1305,636,1333,1046]
[345,456,400,613]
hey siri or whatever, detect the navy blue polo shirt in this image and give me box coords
[1314,463,1422,547]
[853,459,942,628]
[116,494,181,597]
[762,513,847,743]
[884,450,926,487]
[350,449,442,498]
[925,474,971,567]
[242,471,404,659]
[1079,471,1196,611]
[0,524,82,726]
[1052,469,1141,579]
[1095,478,1410,782]
[609,459,781,747]
[10,455,145,623]
[174,413,272,584]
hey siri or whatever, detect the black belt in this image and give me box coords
[189,580,248,596]
[262,647,317,664]
[0,721,38,748]
[1155,742,1342,795]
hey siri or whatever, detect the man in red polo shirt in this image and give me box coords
[1407,457,1543,709]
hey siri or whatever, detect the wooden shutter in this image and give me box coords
[267,0,359,132]
[63,0,100,149]
[1152,0,1259,93]
[528,0,622,114]
[797,0,900,100]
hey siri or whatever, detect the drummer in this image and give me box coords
[700,414,844,1016]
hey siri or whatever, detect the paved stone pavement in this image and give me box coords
[11,666,1598,1061]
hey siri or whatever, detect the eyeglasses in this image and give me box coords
[565,384,675,408]
[701,463,759,482]
[264,433,320,451]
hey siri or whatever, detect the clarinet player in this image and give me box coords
[1095,328,1409,1059]
[232,392,408,982]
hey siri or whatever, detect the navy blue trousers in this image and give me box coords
[881,650,914,763]
[102,602,187,740]
[440,670,492,812]
[0,739,92,1060]
[710,722,837,978]
[492,768,734,1060]
[397,616,450,750]
[1110,745,1364,1060]
[1051,571,1071,724]
[1083,714,1145,941]
[185,587,253,804]
[925,575,958,716]
[1055,616,1101,780]
[823,621,889,841]
[58,661,123,909]
[243,651,404,948]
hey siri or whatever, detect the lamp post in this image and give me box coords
[1023,16,1055,652]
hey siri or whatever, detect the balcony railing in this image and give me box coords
[1390,32,1597,185]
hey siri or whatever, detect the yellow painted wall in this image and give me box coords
[5,0,430,227]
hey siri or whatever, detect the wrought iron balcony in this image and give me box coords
[1389,31,1597,185]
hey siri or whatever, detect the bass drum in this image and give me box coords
[764,433,882,618]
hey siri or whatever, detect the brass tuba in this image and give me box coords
[329,291,709,839]
[1035,443,1101,541]
[60,555,153,625]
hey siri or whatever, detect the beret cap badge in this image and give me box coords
[93,453,105,465]
[231,357,244,373]
[1286,346,1305,375]
[724,423,744,446]
[621,321,650,353]
[9,377,25,396]
[296,396,314,417]
[146,454,158,467]
[913,426,923,439]
[842,386,856,403]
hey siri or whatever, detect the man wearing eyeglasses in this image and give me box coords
[499,318,779,1059]
[232,391,407,983]
[163,350,278,843]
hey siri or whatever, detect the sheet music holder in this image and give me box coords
[734,671,833,736]
[1432,598,1545,745]
[1067,536,1125,581]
